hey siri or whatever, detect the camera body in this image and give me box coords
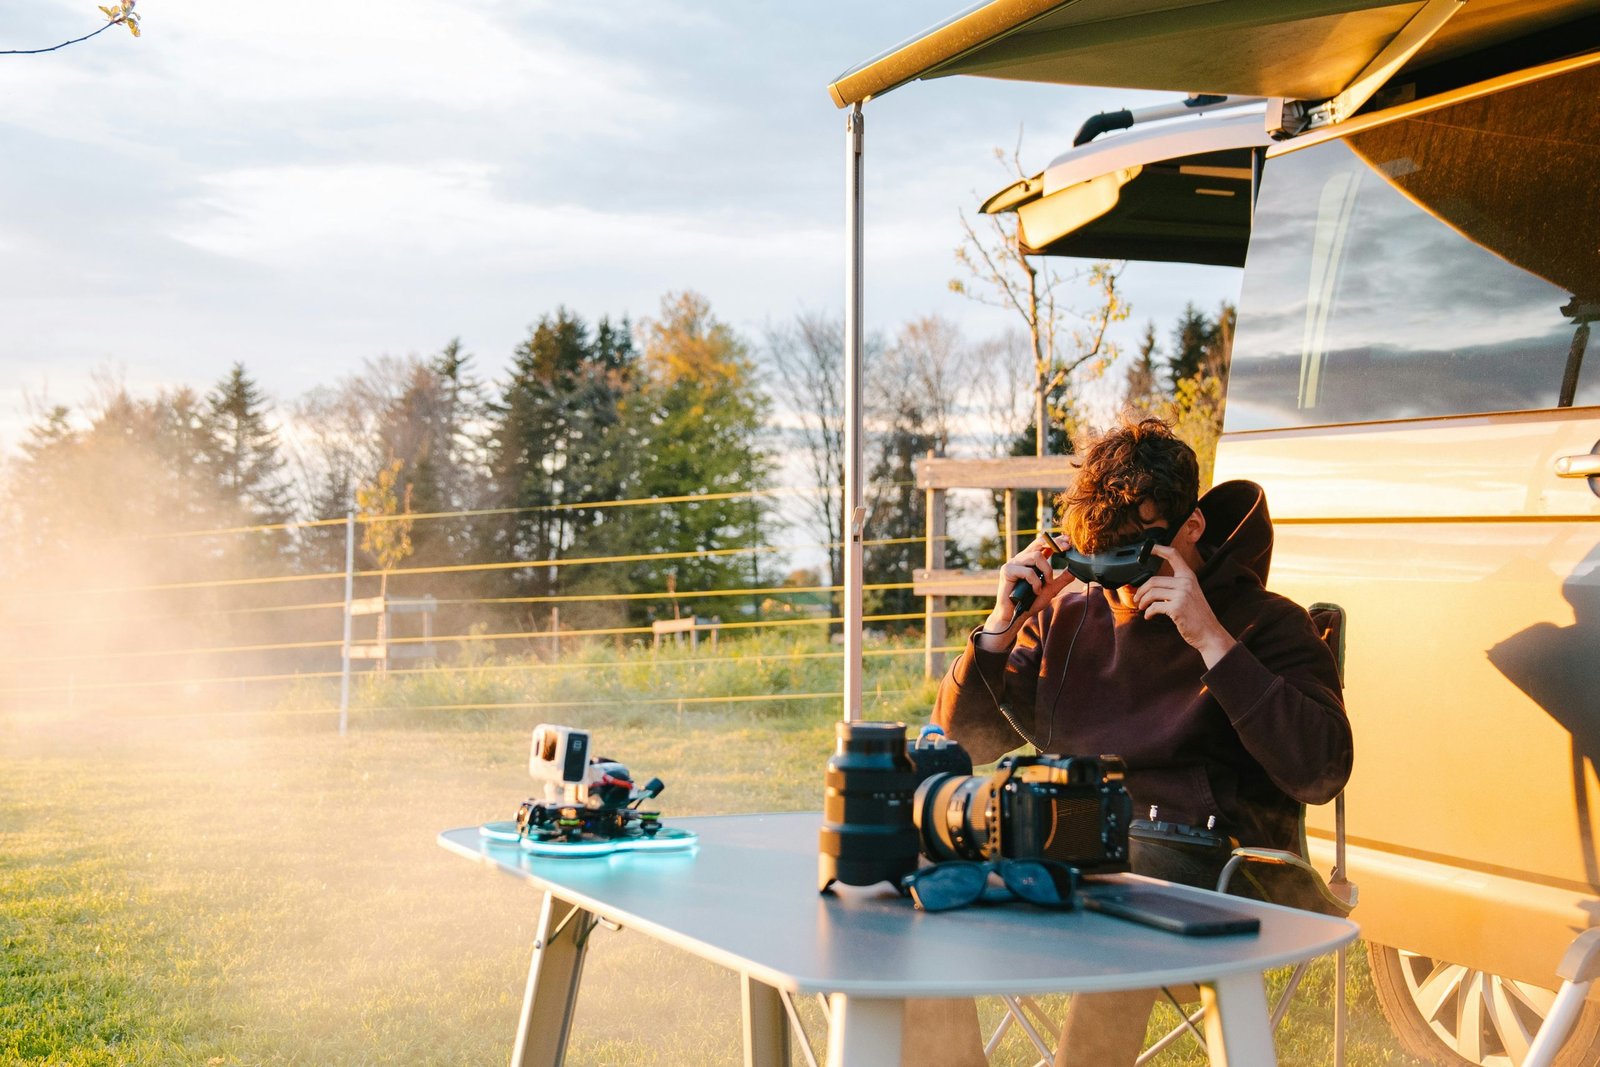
[914,753,1132,872]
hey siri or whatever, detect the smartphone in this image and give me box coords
[1080,884,1261,936]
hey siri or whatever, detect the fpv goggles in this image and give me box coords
[1060,525,1176,589]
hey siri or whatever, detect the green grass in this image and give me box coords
[0,633,1421,1065]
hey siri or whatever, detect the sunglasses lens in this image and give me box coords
[1000,860,1078,908]
[905,863,988,911]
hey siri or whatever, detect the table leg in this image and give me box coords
[743,974,792,1067]
[825,994,903,1067]
[510,892,593,1067]
[1199,972,1275,1067]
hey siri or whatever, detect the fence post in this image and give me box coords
[925,450,947,679]
[1004,489,1018,559]
[339,510,354,737]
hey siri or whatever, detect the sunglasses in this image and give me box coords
[1060,525,1176,589]
[900,858,1080,912]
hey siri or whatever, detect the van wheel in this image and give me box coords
[1368,942,1600,1065]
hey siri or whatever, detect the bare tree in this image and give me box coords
[951,137,1130,522]
[764,312,850,599]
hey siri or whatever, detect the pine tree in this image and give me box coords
[203,363,291,528]
[1124,321,1163,408]
[1167,304,1218,391]
[486,310,635,600]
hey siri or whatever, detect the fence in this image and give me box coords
[0,483,999,727]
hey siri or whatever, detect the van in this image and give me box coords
[832,3,1600,1063]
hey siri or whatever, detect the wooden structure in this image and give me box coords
[347,594,439,664]
[651,615,720,652]
[913,454,1080,677]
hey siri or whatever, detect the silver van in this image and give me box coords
[832,3,1600,1064]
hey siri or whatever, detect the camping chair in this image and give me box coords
[986,603,1358,1067]
[1135,602,1357,1066]
[1524,928,1600,1067]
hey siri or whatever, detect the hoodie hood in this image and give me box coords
[1196,479,1273,586]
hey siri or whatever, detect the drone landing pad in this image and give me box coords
[478,820,697,857]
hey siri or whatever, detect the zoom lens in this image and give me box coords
[818,721,920,892]
[913,773,1001,862]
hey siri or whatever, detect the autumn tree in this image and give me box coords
[588,292,770,626]
[356,458,415,660]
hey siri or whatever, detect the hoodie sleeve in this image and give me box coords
[931,607,1053,765]
[1201,599,1353,804]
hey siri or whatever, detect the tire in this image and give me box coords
[1368,942,1600,1066]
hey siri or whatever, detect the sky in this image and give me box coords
[0,0,1240,458]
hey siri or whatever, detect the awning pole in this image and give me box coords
[843,102,865,723]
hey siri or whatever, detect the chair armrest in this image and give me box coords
[1218,848,1357,915]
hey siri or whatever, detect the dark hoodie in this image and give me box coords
[932,480,1352,853]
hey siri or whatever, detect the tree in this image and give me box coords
[203,363,291,529]
[763,312,862,607]
[356,458,415,661]
[862,317,975,623]
[1134,301,1237,491]
[592,292,770,625]
[951,141,1129,526]
[372,341,489,569]
[486,310,635,602]
[1124,322,1163,409]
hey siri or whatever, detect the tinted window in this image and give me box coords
[1226,64,1600,431]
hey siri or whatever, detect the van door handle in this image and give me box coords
[1554,454,1600,478]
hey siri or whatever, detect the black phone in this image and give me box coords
[1080,884,1261,936]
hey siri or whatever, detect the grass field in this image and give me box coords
[0,635,1423,1065]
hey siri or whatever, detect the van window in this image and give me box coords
[1226,64,1600,431]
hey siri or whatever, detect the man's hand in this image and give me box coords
[977,536,1076,652]
[1136,544,1235,667]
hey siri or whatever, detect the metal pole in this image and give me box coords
[339,510,354,737]
[843,102,866,723]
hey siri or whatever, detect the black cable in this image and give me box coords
[974,585,1095,754]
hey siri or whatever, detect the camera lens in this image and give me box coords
[818,721,920,892]
[913,773,1001,862]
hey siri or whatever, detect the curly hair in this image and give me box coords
[1057,416,1199,554]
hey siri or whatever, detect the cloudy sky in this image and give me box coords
[0,0,1239,455]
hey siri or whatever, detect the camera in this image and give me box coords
[914,753,1132,872]
[518,724,665,844]
[818,723,976,891]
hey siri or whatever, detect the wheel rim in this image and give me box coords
[1395,949,1558,1067]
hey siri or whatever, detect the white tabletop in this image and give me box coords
[439,811,1357,1000]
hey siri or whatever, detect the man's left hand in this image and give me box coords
[1136,545,1236,668]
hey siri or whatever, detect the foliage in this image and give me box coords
[586,292,772,627]
[96,1,140,37]
[202,362,291,530]
[357,457,415,575]
[1124,302,1236,491]
[486,309,635,601]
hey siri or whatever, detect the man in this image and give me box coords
[932,416,1352,1066]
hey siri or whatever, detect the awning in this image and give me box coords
[828,0,1600,107]
[981,108,1270,267]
